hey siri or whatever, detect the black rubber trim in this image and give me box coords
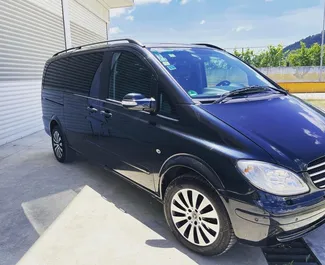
[263,239,321,265]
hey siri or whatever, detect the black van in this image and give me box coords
[42,39,325,256]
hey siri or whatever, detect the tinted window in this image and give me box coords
[44,52,104,95]
[109,51,153,101]
[159,91,178,117]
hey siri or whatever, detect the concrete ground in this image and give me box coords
[0,131,268,265]
[294,92,325,100]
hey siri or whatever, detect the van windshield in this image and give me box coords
[149,47,275,99]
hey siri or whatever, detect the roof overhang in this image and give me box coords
[98,0,134,9]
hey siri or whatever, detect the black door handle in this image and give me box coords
[87,106,98,113]
[100,110,112,118]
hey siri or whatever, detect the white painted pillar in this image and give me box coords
[107,9,110,40]
[61,0,72,49]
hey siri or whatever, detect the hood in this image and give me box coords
[200,94,325,172]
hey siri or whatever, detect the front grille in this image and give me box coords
[307,156,325,189]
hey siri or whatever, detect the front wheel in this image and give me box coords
[164,174,236,256]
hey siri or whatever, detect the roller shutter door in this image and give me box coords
[69,0,107,47]
[0,0,65,145]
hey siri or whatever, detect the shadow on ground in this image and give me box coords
[0,132,266,265]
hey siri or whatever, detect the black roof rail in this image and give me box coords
[193,43,225,50]
[53,38,144,57]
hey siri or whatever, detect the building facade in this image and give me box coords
[0,0,133,145]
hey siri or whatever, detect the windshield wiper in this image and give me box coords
[214,86,275,104]
[265,85,288,95]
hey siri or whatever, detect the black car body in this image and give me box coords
[42,39,325,255]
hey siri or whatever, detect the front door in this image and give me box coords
[98,50,160,191]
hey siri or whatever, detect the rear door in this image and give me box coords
[63,52,106,158]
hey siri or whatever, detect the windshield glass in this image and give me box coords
[149,47,275,99]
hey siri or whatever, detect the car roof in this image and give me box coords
[50,39,224,61]
[144,43,214,48]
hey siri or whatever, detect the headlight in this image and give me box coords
[237,160,309,196]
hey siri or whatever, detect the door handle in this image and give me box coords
[100,110,112,118]
[87,106,98,113]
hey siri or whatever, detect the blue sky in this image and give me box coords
[109,0,323,49]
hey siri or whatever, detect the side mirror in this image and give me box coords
[121,93,156,112]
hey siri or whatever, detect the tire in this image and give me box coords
[51,125,75,163]
[164,174,236,256]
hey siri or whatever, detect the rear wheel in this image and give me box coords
[164,174,236,256]
[51,125,75,163]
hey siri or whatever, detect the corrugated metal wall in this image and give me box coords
[0,0,65,146]
[69,0,107,46]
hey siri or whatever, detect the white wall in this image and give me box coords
[0,0,134,146]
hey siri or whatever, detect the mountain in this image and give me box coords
[284,32,322,52]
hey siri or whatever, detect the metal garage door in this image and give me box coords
[69,0,108,47]
[0,0,65,146]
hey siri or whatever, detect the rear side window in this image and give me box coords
[108,51,154,101]
[44,52,104,95]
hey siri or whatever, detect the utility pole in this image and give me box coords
[320,0,325,81]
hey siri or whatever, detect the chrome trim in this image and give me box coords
[313,177,325,184]
[157,114,179,122]
[103,166,160,200]
[105,98,120,104]
[320,184,325,189]
[121,160,150,175]
[307,161,325,171]
[309,169,325,177]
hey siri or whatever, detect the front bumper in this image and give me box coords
[225,198,325,246]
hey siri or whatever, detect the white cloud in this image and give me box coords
[110,0,171,18]
[180,0,189,4]
[109,6,135,18]
[109,2,322,50]
[234,25,253,32]
[126,15,134,21]
[110,8,127,17]
[265,0,273,2]
[135,0,172,4]
[128,7,136,14]
[200,20,206,25]
[109,27,122,34]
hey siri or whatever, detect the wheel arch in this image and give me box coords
[158,153,225,200]
[49,115,63,133]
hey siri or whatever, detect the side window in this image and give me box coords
[66,52,104,95]
[159,90,178,118]
[44,52,104,95]
[43,57,70,91]
[109,51,153,101]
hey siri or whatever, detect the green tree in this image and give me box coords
[233,45,287,67]
[234,48,254,65]
[233,42,325,67]
[309,43,324,66]
[258,45,287,67]
[288,42,312,66]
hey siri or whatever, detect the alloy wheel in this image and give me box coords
[52,130,63,159]
[170,188,220,247]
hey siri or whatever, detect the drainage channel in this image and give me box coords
[262,239,321,265]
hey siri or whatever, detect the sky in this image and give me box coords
[109,0,324,50]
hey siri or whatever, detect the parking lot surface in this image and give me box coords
[1,131,269,265]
